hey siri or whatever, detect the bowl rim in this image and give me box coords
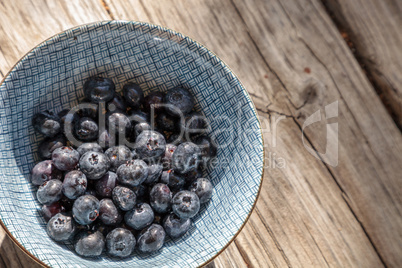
[0,20,265,268]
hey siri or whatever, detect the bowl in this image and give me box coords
[0,21,263,267]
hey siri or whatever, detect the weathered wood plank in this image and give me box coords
[0,227,41,268]
[0,1,110,267]
[0,0,110,75]
[106,0,400,267]
[323,0,402,128]
[0,0,400,267]
[227,0,402,266]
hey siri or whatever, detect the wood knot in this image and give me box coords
[299,77,326,108]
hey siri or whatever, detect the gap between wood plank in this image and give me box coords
[259,1,391,264]
[230,0,389,266]
[320,1,401,130]
[253,208,292,267]
[233,240,253,268]
[100,0,115,20]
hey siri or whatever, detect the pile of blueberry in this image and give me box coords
[30,76,217,258]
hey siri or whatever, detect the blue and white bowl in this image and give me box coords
[0,21,264,267]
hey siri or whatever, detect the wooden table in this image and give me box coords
[0,0,401,267]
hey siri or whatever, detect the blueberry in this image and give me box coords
[132,122,152,139]
[107,112,132,136]
[106,228,136,257]
[163,213,191,238]
[83,76,115,103]
[98,128,116,149]
[60,196,74,211]
[152,212,164,225]
[127,109,149,124]
[132,148,139,159]
[38,135,66,160]
[41,202,65,222]
[189,178,213,203]
[116,160,148,187]
[51,146,80,171]
[77,102,101,120]
[95,171,117,198]
[144,164,163,185]
[85,188,98,197]
[160,170,185,191]
[167,132,187,145]
[156,112,178,132]
[135,130,166,160]
[112,186,136,211]
[182,168,203,183]
[143,92,165,113]
[74,117,99,141]
[72,195,100,225]
[99,198,123,226]
[85,176,97,190]
[124,203,154,230]
[163,87,194,117]
[172,142,201,174]
[62,170,87,200]
[37,179,63,205]
[137,224,165,253]
[172,190,200,219]
[91,222,115,237]
[74,230,105,257]
[47,212,76,241]
[105,145,133,172]
[193,135,217,164]
[162,144,177,170]
[32,111,61,137]
[30,160,62,186]
[107,93,128,112]
[58,109,78,136]
[131,184,149,203]
[180,112,208,136]
[79,151,111,180]
[57,109,71,126]
[77,142,103,156]
[123,82,144,109]
[150,183,172,214]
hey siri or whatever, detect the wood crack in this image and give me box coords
[254,208,293,267]
[290,3,399,216]
[100,0,115,20]
[340,193,388,267]
[0,251,8,268]
[276,0,398,221]
[321,0,401,130]
[291,116,388,267]
[233,240,253,268]
[230,2,388,263]
[301,221,331,267]
[229,0,294,100]
[247,220,279,268]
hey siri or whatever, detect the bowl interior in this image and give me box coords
[0,21,263,268]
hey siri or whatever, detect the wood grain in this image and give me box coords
[0,0,109,267]
[228,1,402,266]
[0,0,400,267]
[0,0,109,75]
[0,227,40,268]
[105,0,401,266]
[322,0,402,128]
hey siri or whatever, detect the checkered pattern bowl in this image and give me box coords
[0,21,263,268]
